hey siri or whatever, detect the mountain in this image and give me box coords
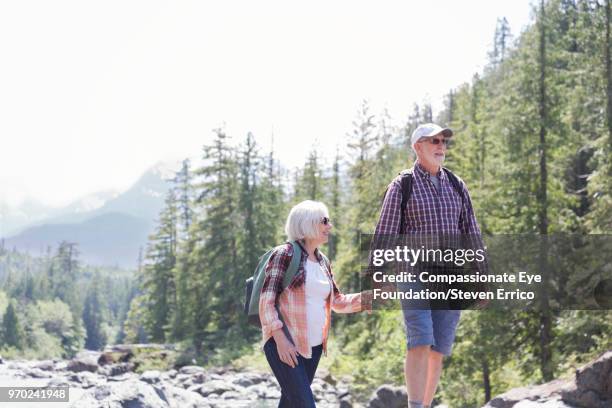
[0,198,58,237]
[4,212,151,268]
[2,161,180,268]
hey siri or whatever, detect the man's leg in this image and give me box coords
[405,345,430,405]
[422,350,444,406]
[421,309,461,406]
[400,279,436,408]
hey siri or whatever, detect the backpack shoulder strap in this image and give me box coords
[398,169,413,234]
[281,241,302,289]
[442,167,465,204]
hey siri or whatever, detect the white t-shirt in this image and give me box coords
[305,258,332,347]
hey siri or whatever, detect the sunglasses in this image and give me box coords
[321,217,331,225]
[420,137,451,146]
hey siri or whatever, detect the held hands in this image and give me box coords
[272,330,299,368]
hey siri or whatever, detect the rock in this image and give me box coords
[25,367,53,378]
[340,396,353,408]
[317,367,338,386]
[67,351,101,373]
[485,351,612,408]
[155,383,211,408]
[196,379,235,397]
[561,351,612,408]
[368,384,408,408]
[98,362,134,377]
[46,378,71,388]
[231,372,267,387]
[54,361,68,371]
[70,371,104,388]
[106,373,134,382]
[179,365,206,375]
[35,360,56,371]
[249,383,281,399]
[70,380,168,408]
[141,370,162,384]
[484,379,572,408]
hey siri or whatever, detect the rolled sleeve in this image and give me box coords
[326,260,362,313]
[331,279,362,313]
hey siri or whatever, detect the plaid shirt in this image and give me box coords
[375,161,481,236]
[259,240,362,358]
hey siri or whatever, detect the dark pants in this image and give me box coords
[264,337,323,408]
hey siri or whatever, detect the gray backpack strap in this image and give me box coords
[398,169,413,234]
[281,241,302,289]
[442,167,466,204]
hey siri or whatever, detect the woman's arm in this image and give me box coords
[258,244,291,333]
[258,244,300,367]
[330,278,364,313]
[326,260,370,313]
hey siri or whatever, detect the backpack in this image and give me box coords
[392,167,466,233]
[244,241,303,327]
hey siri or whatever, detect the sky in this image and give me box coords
[0,0,535,207]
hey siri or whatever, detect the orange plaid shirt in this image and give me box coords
[259,241,363,358]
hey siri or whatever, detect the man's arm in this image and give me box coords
[458,181,481,236]
[458,181,490,308]
[368,179,403,299]
[375,179,403,235]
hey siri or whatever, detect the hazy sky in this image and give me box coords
[0,0,534,207]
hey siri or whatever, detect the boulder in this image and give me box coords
[196,379,236,397]
[485,351,612,408]
[562,351,612,408]
[368,384,408,408]
[67,351,101,373]
[484,379,572,408]
[70,380,165,408]
[35,360,56,371]
[140,370,162,384]
[178,365,206,375]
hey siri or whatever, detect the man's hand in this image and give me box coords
[361,290,373,313]
[272,330,299,368]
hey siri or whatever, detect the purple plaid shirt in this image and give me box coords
[375,161,481,236]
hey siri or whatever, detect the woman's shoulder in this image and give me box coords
[271,242,295,258]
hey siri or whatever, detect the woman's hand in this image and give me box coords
[272,329,299,368]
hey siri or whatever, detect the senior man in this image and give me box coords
[374,123,485,408]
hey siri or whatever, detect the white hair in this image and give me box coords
[285,200,329,241]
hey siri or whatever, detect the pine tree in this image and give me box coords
[142,189,178,342]
[186,128,240,351]
[174,159,194,241]
[326,149,342,261]
[49,242,80,309]
[2,301,24,348]
[82,273,107,350]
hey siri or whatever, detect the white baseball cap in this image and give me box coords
[410,123,453,147]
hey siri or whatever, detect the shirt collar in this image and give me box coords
[414,161,446,181]
[295,239,323,262]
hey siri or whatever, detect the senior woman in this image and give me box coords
[259,200,370,408]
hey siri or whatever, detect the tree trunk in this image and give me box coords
[482,358,492,402]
